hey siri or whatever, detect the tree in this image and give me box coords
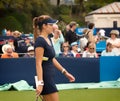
[0,0,53,34]
[74,0,85,15]
[0,16,23,32]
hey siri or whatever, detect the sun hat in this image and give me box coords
[110,30,119,36]
[71,42,78,47]
[13,30,21,35]
[2,44,12,53]
[27,46,34,52]
[99,29,105,36]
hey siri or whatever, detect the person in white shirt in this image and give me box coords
[101,42,117,56]
[106,30,120,56]
[82,42,98,58]
[70,41,81,57]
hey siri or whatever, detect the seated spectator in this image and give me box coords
[7,39,15,51]
[12,30,22,38]
[1,44,19,58]
[82,42,98,58]
[101,42,117,56]
[18,37,34,54]
[23,46,35,58]
[24,37,33,47]
[51,29,64,57]
[70,41,81,58]
[59,42,74,57]
[12,30,23,53]
[95,29,106,42]
[6,29,12,36]
[106,30,120,56]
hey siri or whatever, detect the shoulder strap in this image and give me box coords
[86,31,90,35]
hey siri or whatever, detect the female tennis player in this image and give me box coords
[33,15,75,101]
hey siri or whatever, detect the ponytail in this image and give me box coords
[33,15,51,41]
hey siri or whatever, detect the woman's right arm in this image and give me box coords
[35,47,44,96]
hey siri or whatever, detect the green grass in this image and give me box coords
[0,88,120,101]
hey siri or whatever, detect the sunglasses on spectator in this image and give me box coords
[74,45,78,47]
[63,46,69,48]
[89,48,94,49]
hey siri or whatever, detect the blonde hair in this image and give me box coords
[33,15,51,41]
[83,28,89,35]
[88,42,96,52]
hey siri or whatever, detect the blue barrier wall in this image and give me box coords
[100,56,120,81]
[55,58,99,84]
[0,58,36,86]
[0,58,99,86]
[0,57,120,86]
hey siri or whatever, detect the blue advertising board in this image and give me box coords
[75,27,97,35]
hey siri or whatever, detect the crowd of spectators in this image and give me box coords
[0,21,120,59]
[0,29,34,58]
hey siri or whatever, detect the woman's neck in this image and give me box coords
[40,31,52,46]
[40,30,48,38]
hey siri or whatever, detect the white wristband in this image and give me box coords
[37,80,44,86]
[35,76,44,87]
[61,69,66,74]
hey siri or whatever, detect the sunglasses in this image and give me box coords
[63,46,69,48]
[89,48,94,50]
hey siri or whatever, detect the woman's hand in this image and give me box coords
[64,71,75,82]
[36,85,43,97]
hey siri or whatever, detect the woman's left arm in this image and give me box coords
[52,58,75,82]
